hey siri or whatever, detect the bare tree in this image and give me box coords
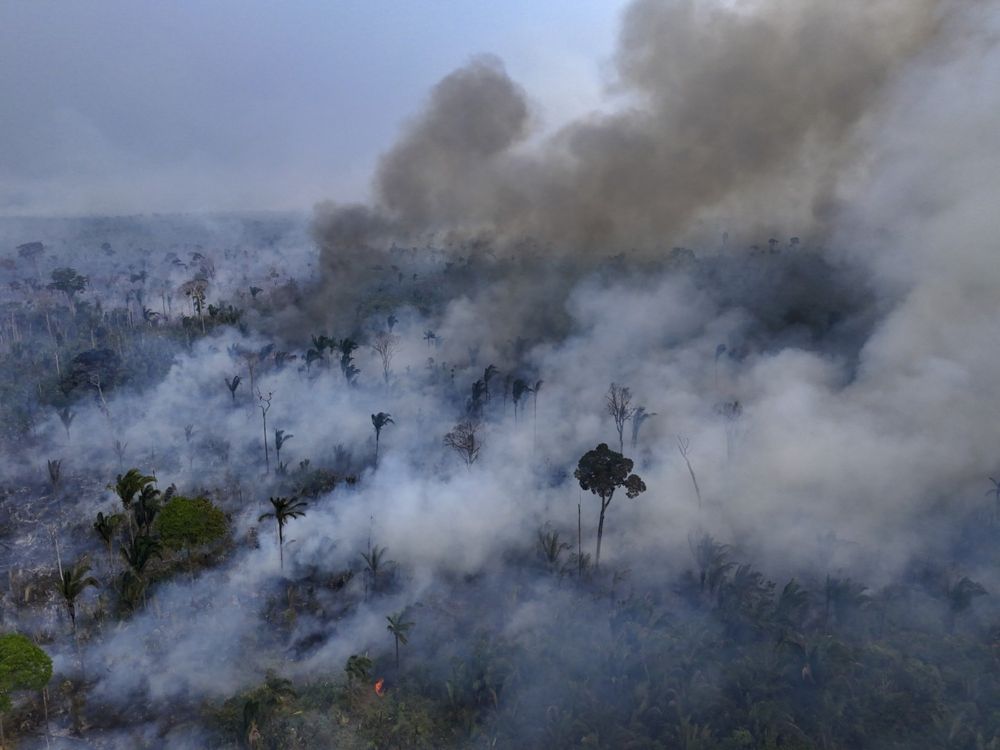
[258,390,273,474]
[676,436,702,508]
[371,331,401,384]
[606,383,637,453]
[444,420,482,467]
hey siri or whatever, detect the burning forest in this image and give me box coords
[2,0,1000,748]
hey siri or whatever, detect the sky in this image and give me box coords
[0,1,626,216]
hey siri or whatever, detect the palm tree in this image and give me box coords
[386,611,414,669]
[109,469,156,541]
[259,496,307,570]
[371,413,394,468]
[119,535,162,609]
[274,429,293,467]
[225,374,241,402]
[512,379,531,424]
[630,406,656,450]
[532,379,543,446]
[361,544,390,597]
[345,653,373,685]
[93,511,123,566]
[57,557,98,632]
[536,527,568,572]
[483,364,498,403]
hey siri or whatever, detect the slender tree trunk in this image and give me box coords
[262,412,270,474]
[374,431,380,468]
[595,497,610,570]
[395,636,400,669]
[278,523,284,570]
[578,502,582,578]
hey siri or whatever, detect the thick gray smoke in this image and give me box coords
[315,0,947,264]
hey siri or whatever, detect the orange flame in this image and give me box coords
[374,678,385,696]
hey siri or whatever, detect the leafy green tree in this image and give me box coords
[57,557,99,632]
[156,495,227,552]
[386,611,414,669]
[371,412,394,467]
[574,443,646,569]
[259,496,307,570]
[0,633,52,745]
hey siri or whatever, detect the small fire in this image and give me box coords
[374,678,385,696]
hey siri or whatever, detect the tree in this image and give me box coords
[444,420,482,467]
[225,375,242,403]
[47,267,88,303]
[987,477,1000,522]
[946,576,987,632]
[532,379,543,445]
[57,557,98,632]
[259,496,307,570]
[361,544,391,597]
[0,633,52,745]
[574,443,646,569]
[156,495,227,552]
[676,436,702,508]
[537,527,569,573]
[606,383,637,453]
[258,390,272,474]
[345,653,373,685]
[630,406,656,450]
[274,429,293,469]
[109,469,156,541]
[338,338,360,385]
[386,611,414,669]
[93,511,124,565]
[371,331,400,384]
[483,364,498,403]
[512,379,531,424]
[57,406,75,441]
[371,413,394,468]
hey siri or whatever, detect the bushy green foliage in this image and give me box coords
[156,495,228,551]
[0,633,52,712]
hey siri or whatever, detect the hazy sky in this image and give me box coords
[0,1,625,216]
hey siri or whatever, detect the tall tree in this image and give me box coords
[258,390,273,474]
[386,611,414,669]
[574,443,646,569]
[259,496,307,570]
[630,406,656,450]
[361,544,390,598]
[606,383,636,453]
[371,413,394,468]
[274,429,293,469]
[512,379,531,424]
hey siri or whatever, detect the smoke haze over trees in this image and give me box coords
[2,0,1000,747]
